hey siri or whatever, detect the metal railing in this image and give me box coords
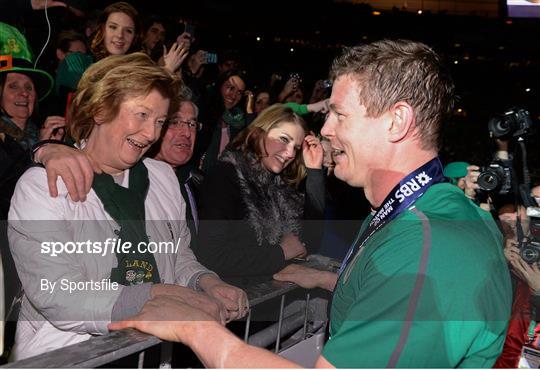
[2,255,339,368]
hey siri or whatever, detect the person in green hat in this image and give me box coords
[0,23,68,218]
[443,161,470,191]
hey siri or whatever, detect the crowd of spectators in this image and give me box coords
[1,0,540,367]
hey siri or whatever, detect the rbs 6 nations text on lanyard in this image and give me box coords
[338,157,447,283]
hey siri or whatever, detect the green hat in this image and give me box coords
[0,22,53,101]
[443,161,470,179]
[0,22,33,61]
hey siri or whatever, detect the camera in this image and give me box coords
[519,218,540,263]
[488,108,532,139]
[520,239,540,264]
[477,162,512,195]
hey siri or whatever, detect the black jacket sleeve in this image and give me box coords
[193,162,287,278]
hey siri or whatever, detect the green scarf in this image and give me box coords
[92,160,161,285]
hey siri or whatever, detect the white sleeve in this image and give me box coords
[8,168,122,335]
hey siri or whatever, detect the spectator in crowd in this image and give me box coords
[8,53,247,360]
[197,69,248,171]
[217,50,240,76]
[443,161,470,191]
[89,2,141,61]
[253,90,271,114]
[493,184,540,368]
[141,15,166,58]
[55,1,142,103]
[193,104,324,283]
[110,39,511,368]
[0,54,64,217]
[55,30,87,63]
[151,99,203,236]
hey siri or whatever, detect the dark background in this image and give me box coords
[11,0,540,175]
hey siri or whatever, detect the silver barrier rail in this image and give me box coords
[2,255,339,368]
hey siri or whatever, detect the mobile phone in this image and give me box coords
[206,52,218,64]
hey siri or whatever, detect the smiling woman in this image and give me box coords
[6,53,247,360]
[193,104,326,283]
[90,2,141,61]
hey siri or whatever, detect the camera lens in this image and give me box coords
[477,170,500,192]
[488,117,510,138]
[521,246,540,264]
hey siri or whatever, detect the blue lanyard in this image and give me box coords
[338,157,447,277]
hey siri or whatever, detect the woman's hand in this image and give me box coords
[163,42,189,73]
[40,116,66,141]
[198,274,249,322]
[278,77,297,102]
[245,90,254,114]
[176,32,193,50]
[279,233,307,260]
[302,134,323,169]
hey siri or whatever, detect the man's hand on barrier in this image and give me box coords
[198,274,250,322]
[150,283,227,324]
[273,264,338,292]
[109,294,221,343]
[109,293,312,368]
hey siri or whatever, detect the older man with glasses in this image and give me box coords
[153,100,202,236]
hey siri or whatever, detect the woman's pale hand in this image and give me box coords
[302,134,323,169]
[163,42,189,73]
[245,90,254,114]
[278,78,297,102]
[40,116,66,141]
[150,283,227,324]
[198,274,249,322]
[279,233,307,260]
[176,32,193,49]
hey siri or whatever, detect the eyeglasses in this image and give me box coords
[168,118,202,131]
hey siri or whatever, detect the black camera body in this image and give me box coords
[488,108,532,139]
[477,162,512,195]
